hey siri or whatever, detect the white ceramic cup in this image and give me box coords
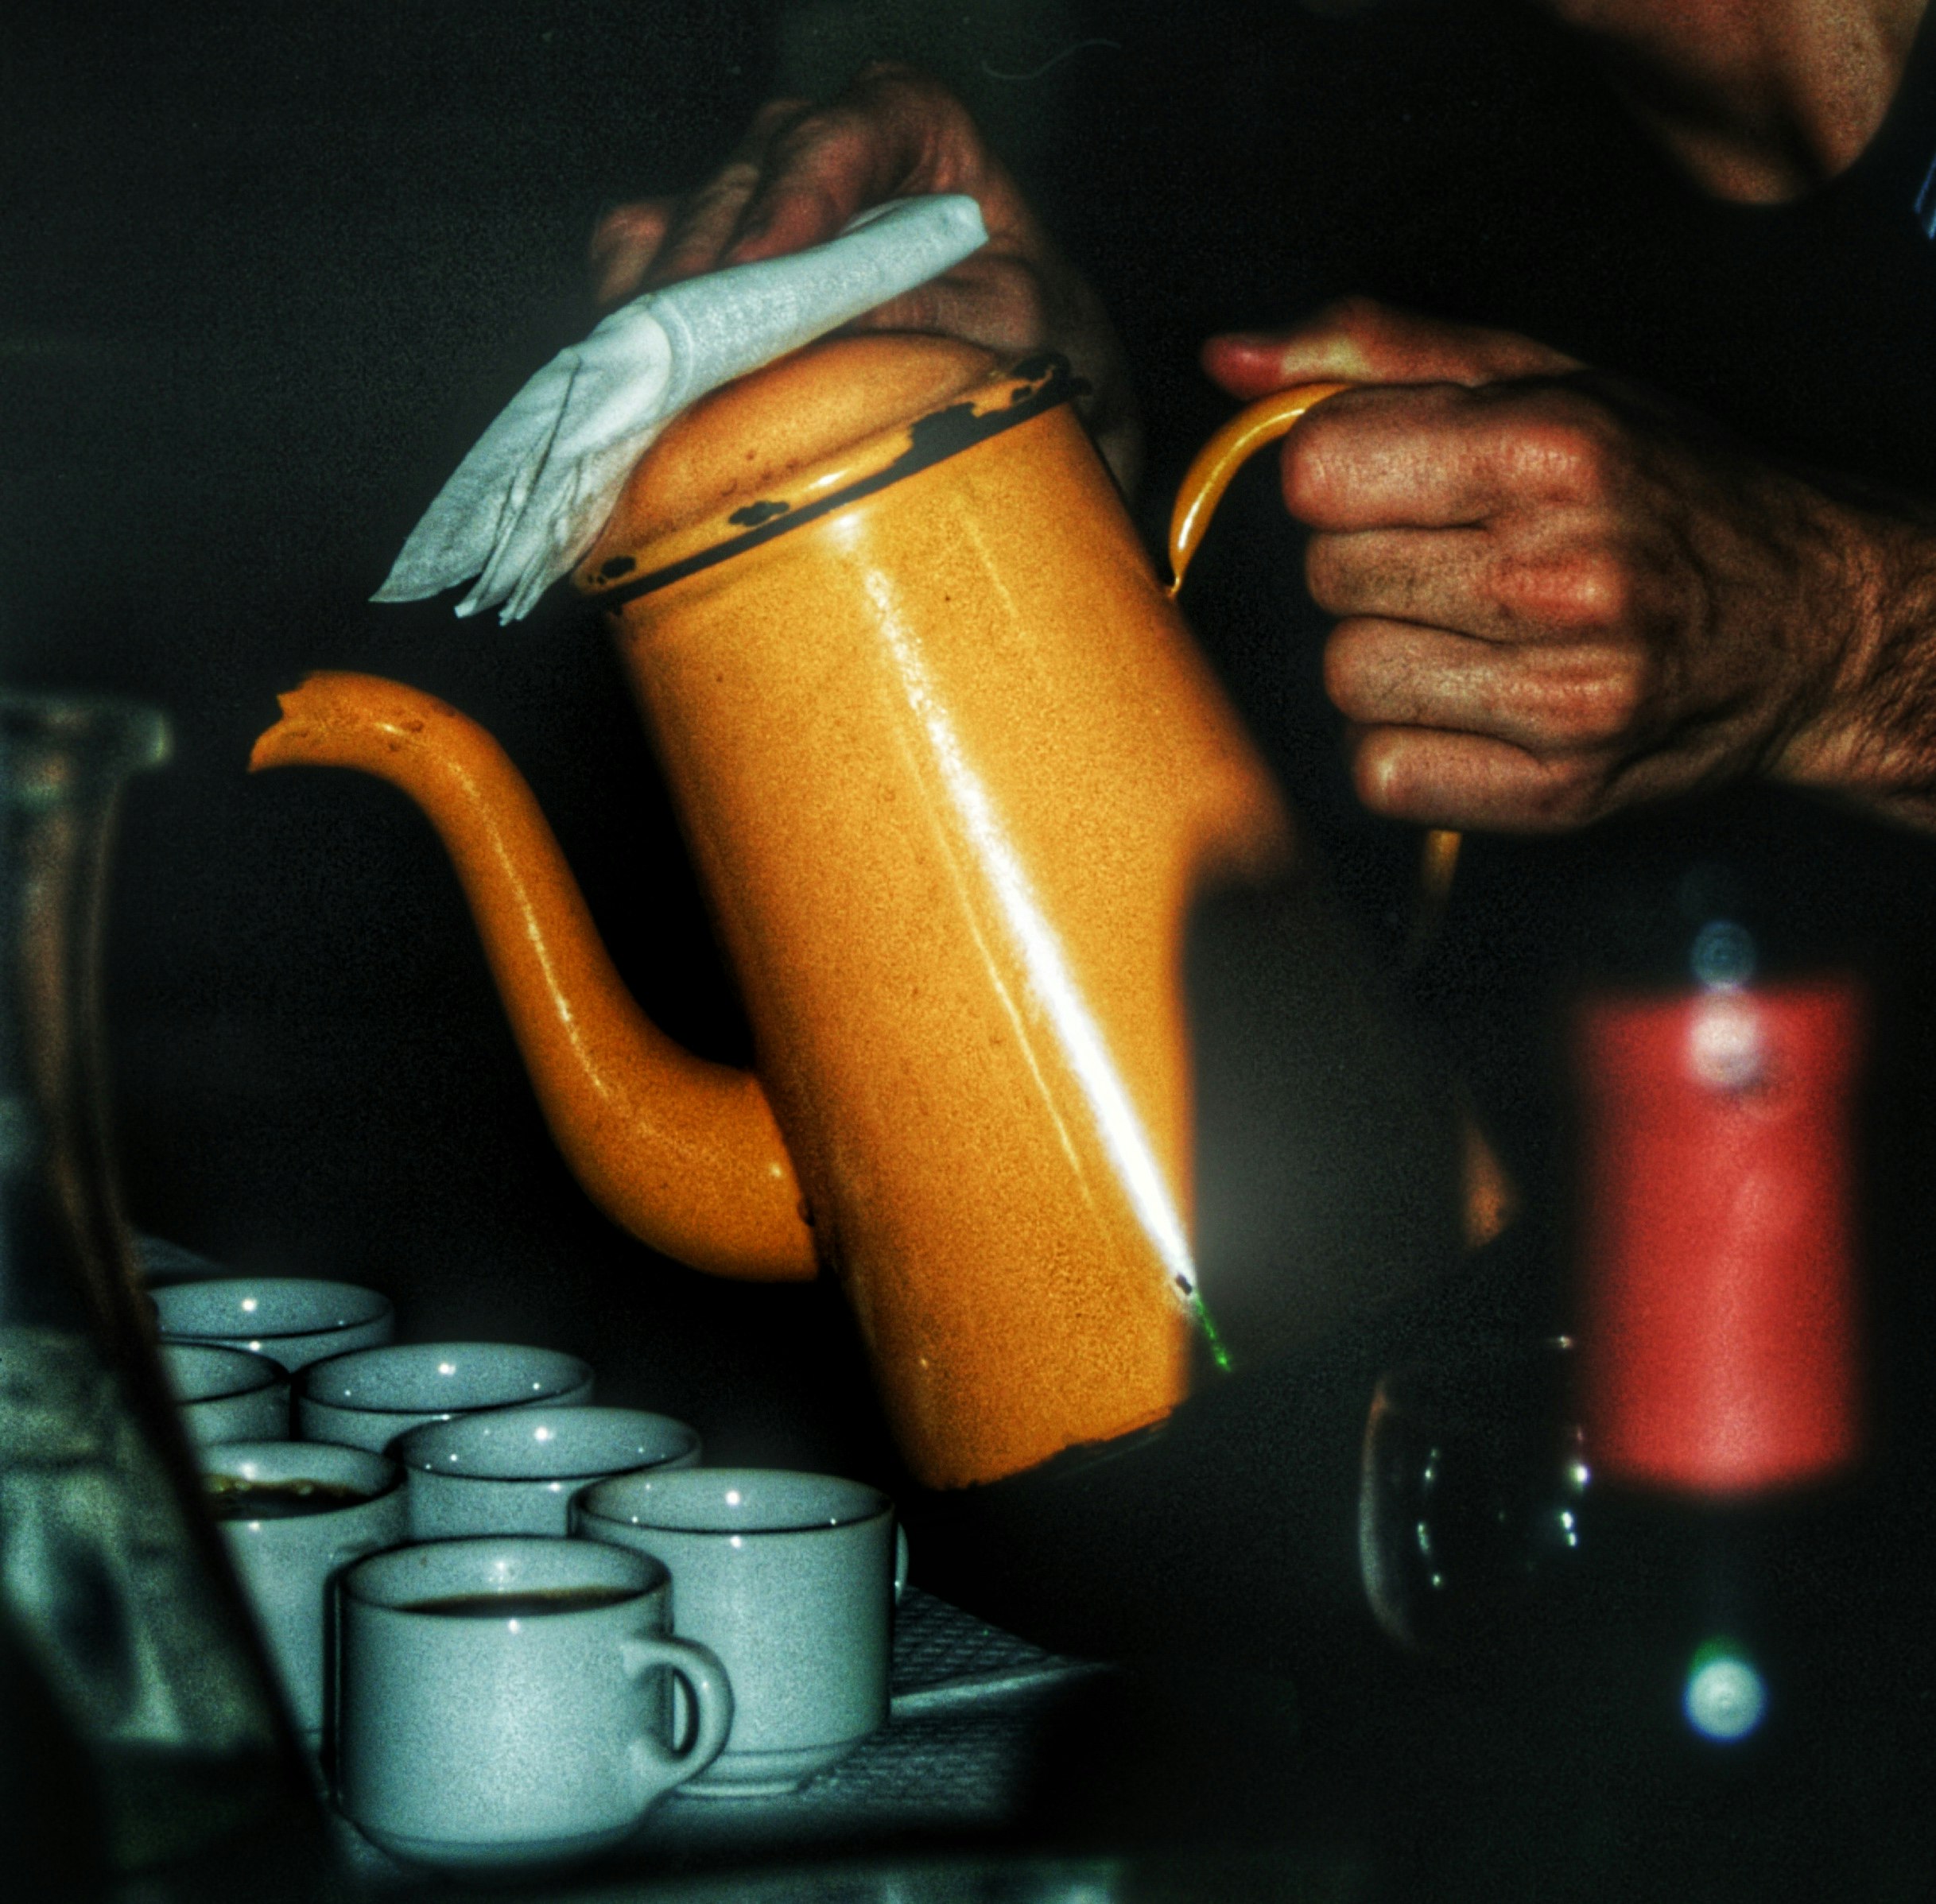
[161,1340,290,1449]
[573,1468,902,1796]
[336,1536,731,1871]
[198,1440,407,1740]
[153,1276,394,1371]
[296,1342,594,1454]
[394,1406,701,1540]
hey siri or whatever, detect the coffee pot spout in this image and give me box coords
[250,673,817,1281]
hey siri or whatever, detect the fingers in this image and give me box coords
[588,67,1137,487]
[589,200,675,307]
[1283,387,1500,528]
[1281,380,1624,530]
[1325,616,1647,757]
[600,65,1137,484]
[709,111,901,269]
[642,98,817,287]
[634,65,995,293]
[719,76,952,264]
[1203,295,1580,397]
[1207,339,1654,827]
[1308,529,1499,628]
[845,249,1051,350]
[1308,518,1644,642]
[1206,302,1871,832]
[1345,724,1612,832]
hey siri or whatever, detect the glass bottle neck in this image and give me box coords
[0,695,168,1342]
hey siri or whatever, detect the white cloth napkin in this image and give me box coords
[372,195,989,623]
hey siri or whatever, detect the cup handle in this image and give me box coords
[894,1524,910,1605]
[620,1634,733,1796]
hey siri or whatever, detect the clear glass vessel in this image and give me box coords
[0,693,307,1878]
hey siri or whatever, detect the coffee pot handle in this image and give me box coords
[1166,382,1352,594]
[1166,382,1507,1244]
[1166,382,1474,962]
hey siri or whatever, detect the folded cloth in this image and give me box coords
[373,195,989,623]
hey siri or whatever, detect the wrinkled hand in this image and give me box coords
[1204,298,1936,832]
[592,62,1140,487]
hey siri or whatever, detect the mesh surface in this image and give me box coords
[890,1586,1074,1695]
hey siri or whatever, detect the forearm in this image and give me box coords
[1776,498,1936,832]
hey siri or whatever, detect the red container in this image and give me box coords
[1573,980,1865,1495]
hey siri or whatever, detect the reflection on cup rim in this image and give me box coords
[393,1406,698,1483]
[154,1275,394,1341]
[299,1343,592,1416]
[576,1466,891,1538]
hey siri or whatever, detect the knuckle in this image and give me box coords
[716,159,766,197]
[1508,392,1620,500]
[1554,549,1634,628]
[751,180,846,243]
[593,198,668,239]
[1492,544,1635,632]
[1539,660,1643,749]
[1531,428,1607,502]
[683,164,759,217]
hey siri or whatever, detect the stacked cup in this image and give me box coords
[153,1260,904,1871]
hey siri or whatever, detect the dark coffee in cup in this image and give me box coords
[200,1443,405,1741]
[204,1474,378,1521]
[405,1587,638,1619]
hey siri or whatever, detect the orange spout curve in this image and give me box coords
[250,672,817,1282]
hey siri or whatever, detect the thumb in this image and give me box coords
[1203,296,1580,395]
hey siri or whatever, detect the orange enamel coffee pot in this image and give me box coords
[253,336,1446,1490]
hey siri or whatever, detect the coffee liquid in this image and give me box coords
[203,1476,377,1522]
[406,1588,638,1619]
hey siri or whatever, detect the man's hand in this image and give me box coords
[592,62,1140,487]
[1204,297,1936,833]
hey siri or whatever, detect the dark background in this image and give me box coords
[10,0,1936,1649]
